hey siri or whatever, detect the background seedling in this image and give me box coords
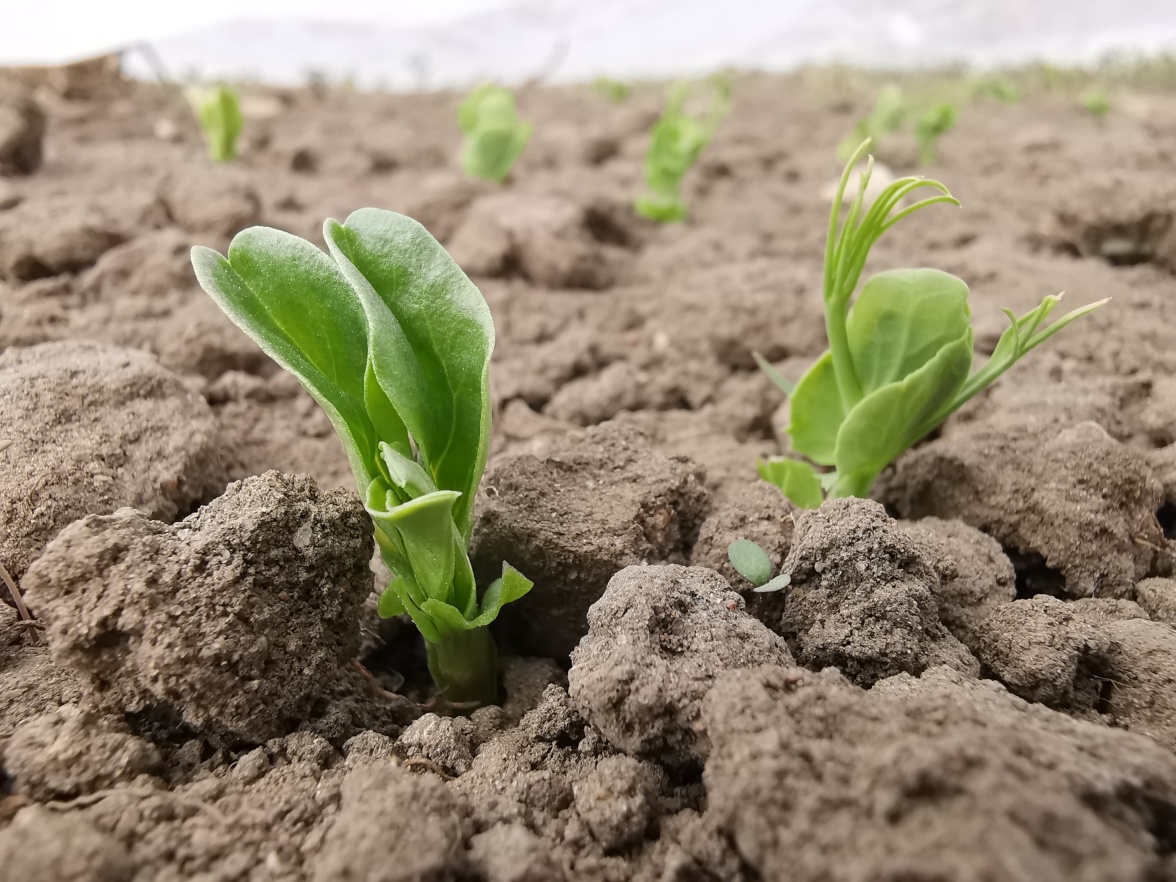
[635,77,730,222]
[457,83,533,183]
[752,139,1107,510]
[838,83,907,160]
[187,84,243,163]
[593,76,632,102]
[192,209,531,706]
[1081,87,1112,118]
[914,102,957,164]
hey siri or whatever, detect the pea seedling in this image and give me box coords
[914,102,957,165]
[192,210,531,706]
[1080,88,1111,118]
[187,84,243,163]
[749,139,1106,511]
[593,76,632,103]
[457,84,533,183]
[635,78,730,222]
[837,83,907,161]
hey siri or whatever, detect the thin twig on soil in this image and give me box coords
[0,560,41,642]
[402,757,454,780]
[43,787,231,825]
[350,659,405,703]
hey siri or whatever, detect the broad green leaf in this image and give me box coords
[787,352,845,466]
[847,269,972,393]
[325,210,494,540]
[461,123,532,184]
[832,329,973,494]
[191,234,378,486]
[727,539,773,587]
[635,193,687,222]
[758,457,824,509]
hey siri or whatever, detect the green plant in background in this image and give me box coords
[1081,87,1112,118]
[635,77,731,222]
[914,102,957,164]
[593,76,632,103]
[457,83,533,183]
[748,139,1107,512]
[837,83,907,161]
[187,84,243,162]
[192,209,532,706]
[976,76,1022,104]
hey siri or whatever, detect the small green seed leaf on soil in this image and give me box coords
[728,539,773,587]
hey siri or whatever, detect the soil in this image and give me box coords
[2,66,1176,881]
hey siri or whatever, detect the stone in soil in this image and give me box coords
[898,516,1017,653]
[1135,577,1176,625]
[0,196,126,280]
[0,806,134,882]
[448,192,631,290]
[702,664,1176,882]
[3,706,162,800]
[773,498,978,687]
[0,341,228,583]
[880,422,1166,599]
[568,564,793,766]
[159,169,261,238]
[307,763,469,882]
[470,422,709,659]
[23,471,373,744]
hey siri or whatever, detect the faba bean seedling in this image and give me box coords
[457,84,533,183]
[187,84,243,163]
[193,209,531,706]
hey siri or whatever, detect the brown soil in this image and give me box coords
[2,69,1176,881]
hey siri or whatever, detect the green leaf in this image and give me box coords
[325,210,494,541]
[636,79,728,223]
[377,578,408,618]
[191,233,379,486]
[457,85,531,182]
[727,539,773,587]
[753,572,791,594]
[368,490,462,606]
[471,563,533,628]
[635,193,688,222]
[758,457,824,509]
[847,269,972,394]
[832,328,973,495]
[753,352,795,396]
[787,352,845,466]
[188,85,242,162]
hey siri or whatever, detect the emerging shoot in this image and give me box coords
[187,84,243,163]
[192,210,531,707]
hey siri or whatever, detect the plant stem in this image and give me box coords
[425,627,500,707]
[825,305,863,407]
